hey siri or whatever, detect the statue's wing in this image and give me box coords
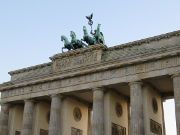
[86,16,89,20]
[90,13,93,19]
[86,13,93,20]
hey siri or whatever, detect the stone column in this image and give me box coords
[48,94,62,135]
[92,87,104,135]
[22,100,35,135]
[161,100,166,135]
[129,81,144,135]
[172,74,180,135]
[0,104,10,135]
[88,107,92,135]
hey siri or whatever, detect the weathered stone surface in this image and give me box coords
[0,104,9,135]
[51,44,106,72]
[22,100,34,135]
[172,74,180,135]
[48,94,62,135]
[92,87,104,135]
[9,62,53,82]
[129,81,144,135]
[1,55,180,102]
[0,30,180,85]
[0,30,180,135]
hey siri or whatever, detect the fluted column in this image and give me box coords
[129,81,144,135]
[92,87,104,135]
[22,100,35,135]
[0,104,10,135]
[48,94,62,135]
[172,74,180,135]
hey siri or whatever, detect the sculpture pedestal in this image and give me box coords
[50,44,106,72]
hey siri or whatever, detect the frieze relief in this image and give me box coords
[4,33,180,84]
[54,51,99,71]
[7,40,180,83]
[1,56,180,99]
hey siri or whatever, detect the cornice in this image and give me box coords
[50,44,107,60]
[8,62,52,75]
[108,30,180,51]
[171,72,180,78]
[1,49,180,91]
[2,30,180,91]
[7,30,180,76]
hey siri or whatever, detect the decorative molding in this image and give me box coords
[128,81,143,86]
[171,71,180,78]
[2,31,180,84]
[73,107,82,122]
[1,55,180,100]
[1,54,180,92]
[54,50,99,71]
[50,44,107,60]
[1,30,180,102]
[108,30,180,51]
[8,62,52,75]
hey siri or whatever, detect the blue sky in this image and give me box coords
[0,0,179,134]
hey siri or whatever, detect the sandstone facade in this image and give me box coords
[1,30,180,135]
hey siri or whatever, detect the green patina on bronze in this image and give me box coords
[70,31,87,49]
[61,14,105,52]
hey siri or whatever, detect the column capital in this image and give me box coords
[171,72,180,78]
[92,86,104,92]
[50,93,63,98]
[24,99,34,103]
[0,103,10,107]
[128,81,143,86]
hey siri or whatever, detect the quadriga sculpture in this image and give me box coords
[70,31,87,49]
[83,24,105,45]
[61,14,105,52]
[61,31,87,52]
[82,26,96,45]
[61,35,74,52]
[94,24,105,45]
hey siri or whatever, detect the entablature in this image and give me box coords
[1,30,180,93]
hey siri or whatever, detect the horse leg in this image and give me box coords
[82,42,88,48]
[62,47,64,53]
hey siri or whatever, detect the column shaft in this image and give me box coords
[48,94,62,135]
[0,104,9,135]
[22,100,34,135]
[129,82,144,135]
[161,100,166,135]
[92,87,104,135]
[88,107,92,135]
[173,75,180,135]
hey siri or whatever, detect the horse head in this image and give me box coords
[83,26,89,36]
[61,35,66,41]
[70,31,76,39]
[61,35,70,45]
[97,24,101,28]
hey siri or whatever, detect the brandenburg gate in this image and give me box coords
[0,30,180,135]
